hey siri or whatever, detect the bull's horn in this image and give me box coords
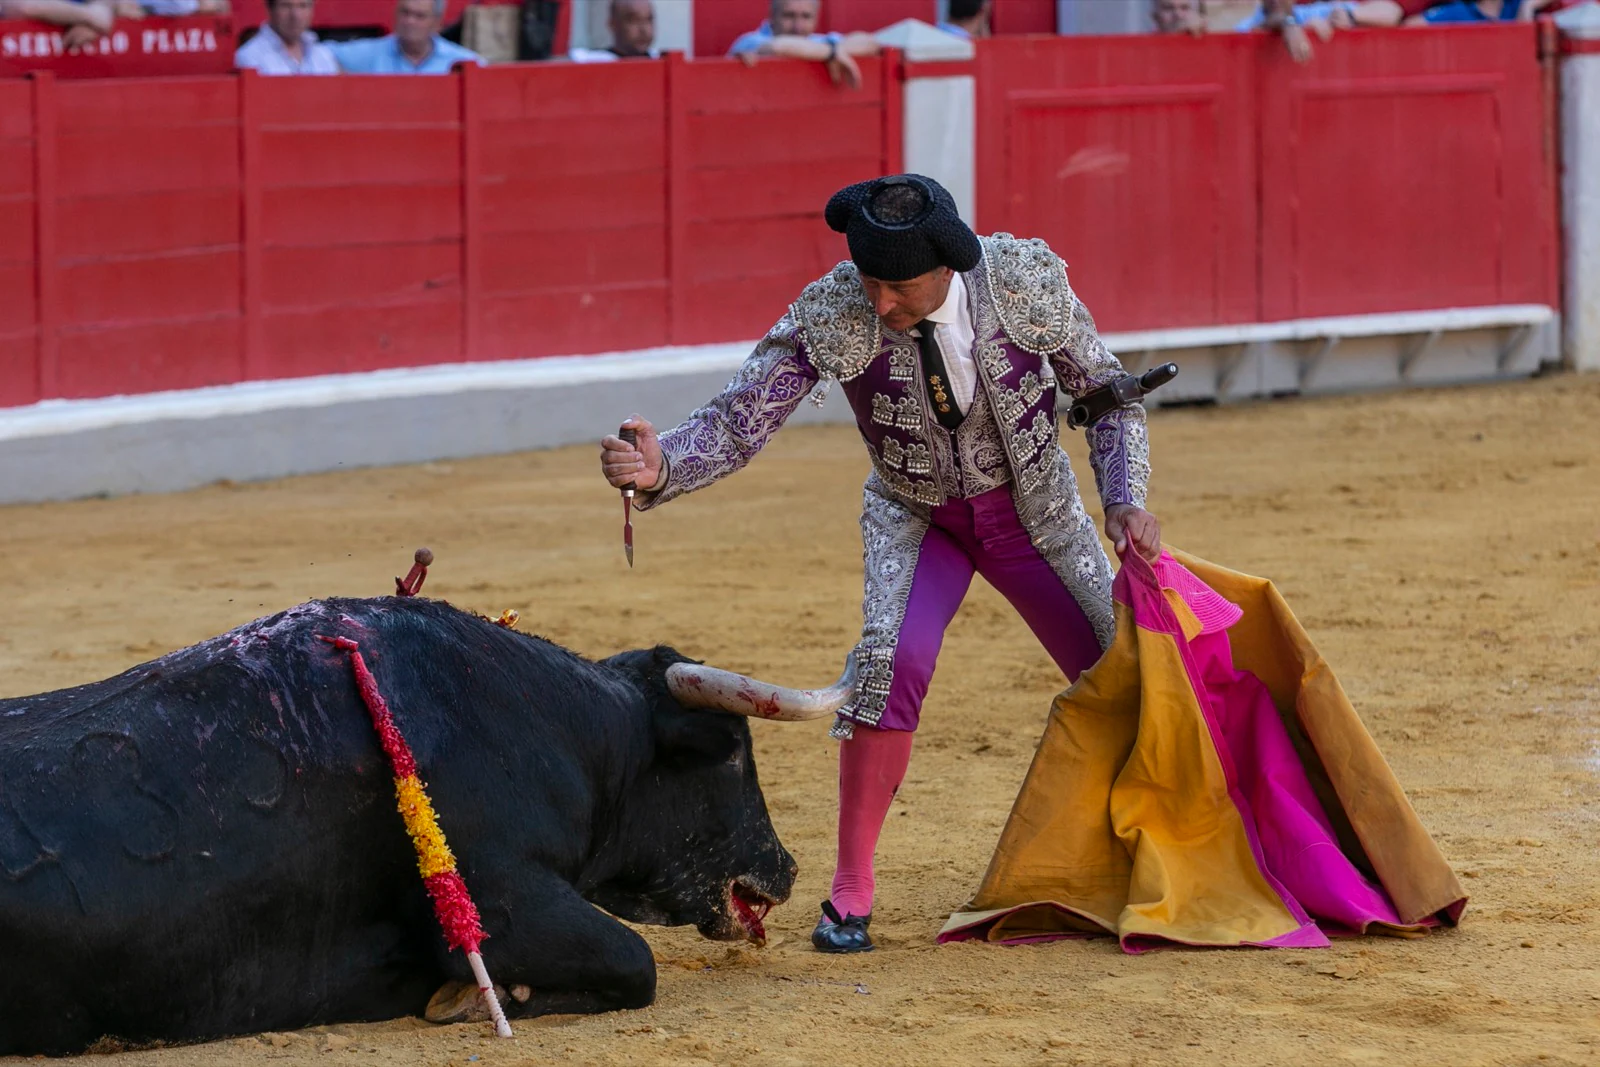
[665,653,857,722]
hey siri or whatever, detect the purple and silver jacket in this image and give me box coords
[640,234,1151,731]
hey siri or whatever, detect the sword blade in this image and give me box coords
[622,492,634,568]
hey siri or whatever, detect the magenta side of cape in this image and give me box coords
[1117,552,1424,950]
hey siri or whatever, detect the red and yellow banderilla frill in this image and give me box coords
[319,634,513,1038]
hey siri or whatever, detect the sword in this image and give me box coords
[618,424,637,568]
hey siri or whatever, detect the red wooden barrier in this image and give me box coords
[0,78,34,407]
[977,26,1558,331]
[3,56,887,401]
[254,74,465,378]
[693,0,936,60]
[45,74,243,398]
[471,59,667,360]
[1256,25,1559,320]
[989,1,1056,35]
[977,33,1261,332]
[668,51,896,343]
[0,16,234,79]
[0,34,1562,408]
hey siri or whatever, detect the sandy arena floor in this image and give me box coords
[2,374,1597,1067]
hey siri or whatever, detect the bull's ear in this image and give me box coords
[653,706,745,764]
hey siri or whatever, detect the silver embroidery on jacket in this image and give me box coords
[1013,453,1116,647]
[836,474,931,729]
[983,233,1073,356]
[641,315,817,510]
[790,262,880,382]
[970,244,1117,646]
[951,393,1010,498]
[644,245,1143,731]
[888,345,916,382]
[1055,292,1151,509]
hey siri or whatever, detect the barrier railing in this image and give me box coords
[1,55,898,407]
[976,25,1559,332]
[0,28,1562,410]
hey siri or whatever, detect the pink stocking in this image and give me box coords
[829,726,915,918]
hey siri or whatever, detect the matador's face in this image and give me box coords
[858,267,955,334]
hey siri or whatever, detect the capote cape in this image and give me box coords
[942,549,1466,950]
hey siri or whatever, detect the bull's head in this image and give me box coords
[585,649,856,946]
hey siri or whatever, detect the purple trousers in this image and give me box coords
[877,486,1103,732]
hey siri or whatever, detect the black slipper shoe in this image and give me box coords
[812,899,874,954]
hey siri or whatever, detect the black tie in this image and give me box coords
[915,321,964,431]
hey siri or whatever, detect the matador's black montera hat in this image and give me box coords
[824,174,982,282]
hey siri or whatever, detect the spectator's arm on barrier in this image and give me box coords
[143,0,230,13]
[735,30,879,90]
[0,0,115,30]
[1340,0,1405,24]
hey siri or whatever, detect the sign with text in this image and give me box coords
[0,16,235,79]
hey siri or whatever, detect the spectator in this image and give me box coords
[1155,0,1397,61]
[729,0,880,89]
[235,0,338,75]
[729,0,825,47]
[569,0,658,62]
[938,0,992,38]
[329,0,484,74]
[1152,0,1209,34]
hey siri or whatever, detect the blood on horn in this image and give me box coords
[665,653,857,722]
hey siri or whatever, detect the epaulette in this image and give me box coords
[789,262,882,382]
[981,233,1074,356]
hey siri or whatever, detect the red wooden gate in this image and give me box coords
[977,26,1559,331]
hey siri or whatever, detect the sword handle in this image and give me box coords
[618,426,638,495]
[1138,362,1179,393]
[1065,363,1181,430]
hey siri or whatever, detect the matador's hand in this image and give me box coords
[1105,504,1162,564]
[600,415,663,492]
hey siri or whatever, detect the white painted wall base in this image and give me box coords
[0,306,1560,506]
[0,345,844,505]
[1110,306,1561,406]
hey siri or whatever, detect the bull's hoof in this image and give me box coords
[812,900,873,954]
[425,981,509,1025]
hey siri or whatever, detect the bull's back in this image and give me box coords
[0,601,432,1052]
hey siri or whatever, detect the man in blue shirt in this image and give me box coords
[330,0,484,74]
[727,0,838,55]
[727,0,880,89]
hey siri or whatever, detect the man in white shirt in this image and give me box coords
[598,174,1160,954]
[235,0,339,76]
[568,0,659,62]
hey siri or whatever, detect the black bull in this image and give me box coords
[0,597,803,1055]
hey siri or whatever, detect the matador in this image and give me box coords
[600,174,1162,953]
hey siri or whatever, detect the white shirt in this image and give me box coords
[915,271,978,414]
[569,47,661,63]
[235,24,340,76]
